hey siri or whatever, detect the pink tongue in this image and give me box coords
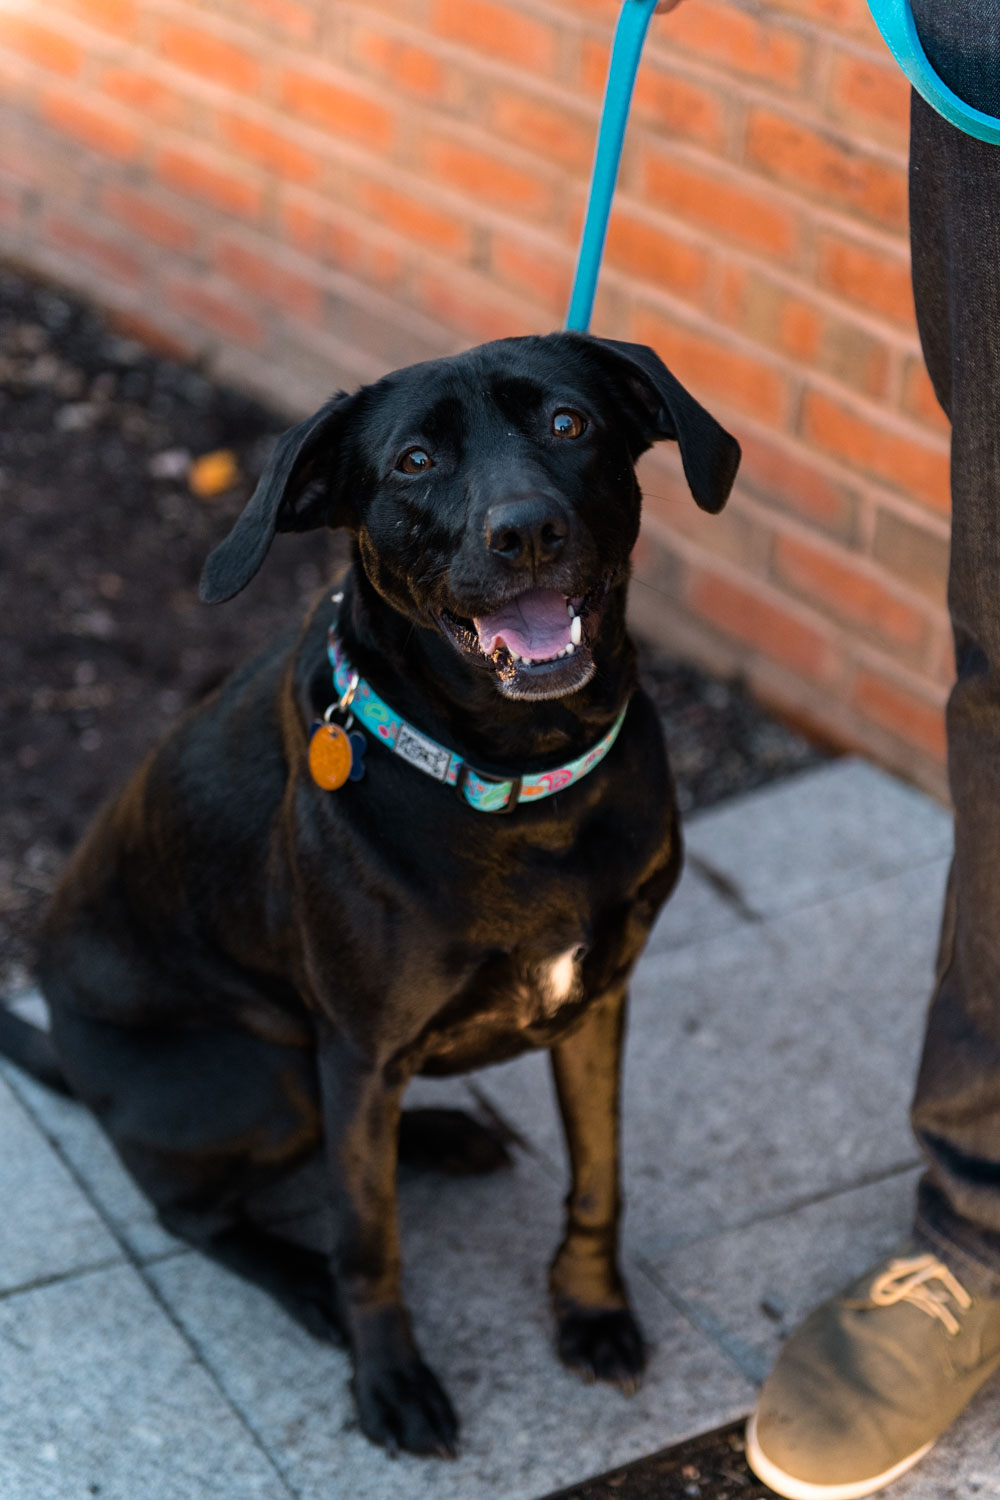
[474,588,571,660]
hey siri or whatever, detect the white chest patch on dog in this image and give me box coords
[541,948,579,1006]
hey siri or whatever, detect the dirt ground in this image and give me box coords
[0,265,824,996]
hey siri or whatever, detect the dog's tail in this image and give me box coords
[0,1005,73,1096]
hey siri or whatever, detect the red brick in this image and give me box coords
[827,52,910,144]
[901,357,950,435]
[215,237,323,319]
[158,22,261,94]
[550,0,617,18]
[801,390,951,512]
[429,0,559,73]
[765,0,879,41]
[486,90,594,175]
[239,0,316,41]
[41,90,141,161]
[280,69,395,152]
[357,179,474,257]
[353,27,449,101]
[773,533,929,650]
[871,506,949,604]
[218,112,321,185]
[101,185,199,252]
[663,0,810,92]
[641,463,772,573]
[52,0,137,37]
[156,147,263,220]
[746,109,908,232]
[419,134,553,217]
[99,66,188,125]
[44,214,144,286]
[931,628,956,689]
[738,429,859,540]
[688,568,841,682]
[0,128,46,188]
[717,264,890,399]
[490,231,573,317]
[641,149,800,263]
[0,183,22,227]
[164,276,265,348]
[631,307,791,425]
[416,267,536,342]
[581,43,728,152]
[815,232,914,326]
[633,62,729,152]
[0,15,84,77]
[280,196,404,287]
[604,208,709,303]
[853,667,946,759]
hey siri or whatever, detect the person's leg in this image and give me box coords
[910,6,1000,1282]
[747,7,1000,1496]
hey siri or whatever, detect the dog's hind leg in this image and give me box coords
[397,1107,513,1175]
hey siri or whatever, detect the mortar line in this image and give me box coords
[623,1155,924,1388]
[654,1155,923,1253]
[681,845,952,931]
[0,1255,127,1304]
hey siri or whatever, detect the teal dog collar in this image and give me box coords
[325,627,628,814]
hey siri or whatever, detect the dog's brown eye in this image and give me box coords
[398,447,433,475]
[552,410,587,438]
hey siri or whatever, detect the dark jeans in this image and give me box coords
[908,0,1000,1291]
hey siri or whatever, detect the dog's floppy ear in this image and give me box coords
[199,393,356,604]
[580,335,741,514]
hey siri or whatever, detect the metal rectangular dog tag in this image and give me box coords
[394,723,451,781]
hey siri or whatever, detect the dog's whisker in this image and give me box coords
[639,489,688,508]
[631,576,678,602]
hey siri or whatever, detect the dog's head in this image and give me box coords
[200,333,739,702]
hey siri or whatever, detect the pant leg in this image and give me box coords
[908,0,1000,1287]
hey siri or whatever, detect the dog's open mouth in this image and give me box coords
[439,580,608,700]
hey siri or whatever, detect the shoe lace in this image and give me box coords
[867,1254,973,1336]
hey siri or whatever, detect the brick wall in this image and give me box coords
[0,0,952,797]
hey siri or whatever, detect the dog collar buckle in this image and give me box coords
[455,761,522,814]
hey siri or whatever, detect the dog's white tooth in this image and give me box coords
[565,642,575,656]
[567,602,575,619]
[570,615,582,646]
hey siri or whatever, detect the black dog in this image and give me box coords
[0,332,738,1456]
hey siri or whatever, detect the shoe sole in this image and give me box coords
[744,1412,934,1499]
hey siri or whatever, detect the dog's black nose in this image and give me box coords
[485,497,569,568]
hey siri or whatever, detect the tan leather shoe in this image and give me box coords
[746,1244,1000,1498]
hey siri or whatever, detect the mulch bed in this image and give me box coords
[541,1421,772,1500]
[0,264,825,995]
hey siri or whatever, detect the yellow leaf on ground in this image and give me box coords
[189,449,240,498]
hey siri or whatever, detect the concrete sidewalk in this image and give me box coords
[2,758,994,1500]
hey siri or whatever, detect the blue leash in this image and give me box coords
[566,0,659,332]
[566,0,1000,339]
[866,0,1000,145]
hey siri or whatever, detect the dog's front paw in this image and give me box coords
[556,1306,647,1395]
[354,1358,459,1457]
